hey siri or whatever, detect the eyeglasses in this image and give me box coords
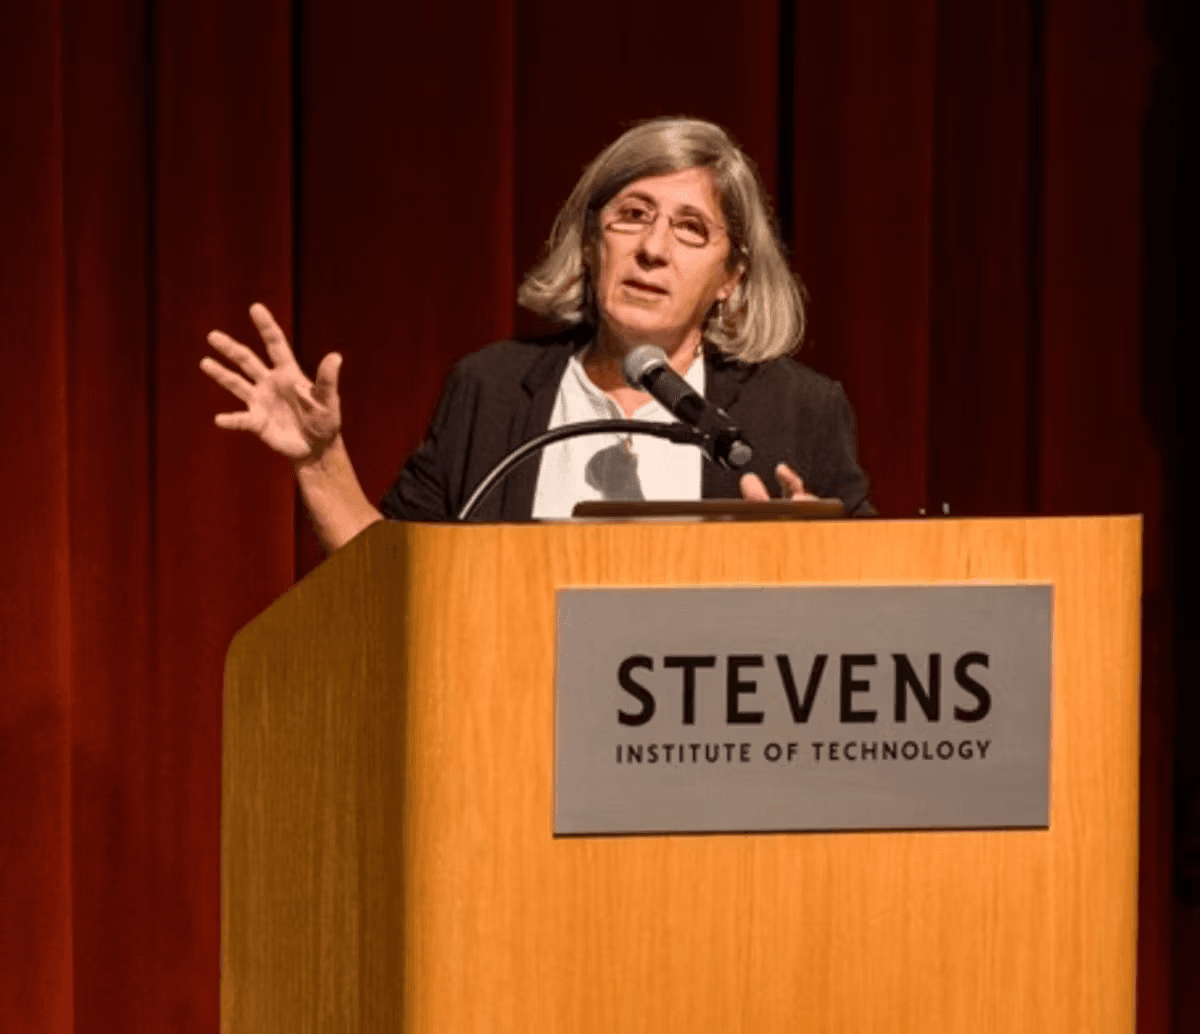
[602,197,727,249]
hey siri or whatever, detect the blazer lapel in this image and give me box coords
[499,341,575,521]
[701,346,754,499]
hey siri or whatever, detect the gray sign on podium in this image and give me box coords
[554,585,1052,835]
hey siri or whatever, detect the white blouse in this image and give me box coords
[530,349,705,519]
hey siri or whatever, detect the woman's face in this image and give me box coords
[592,167,742,353]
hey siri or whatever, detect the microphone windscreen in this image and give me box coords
[622,344,668,388]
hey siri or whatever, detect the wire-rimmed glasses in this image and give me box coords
[602,197,728,249]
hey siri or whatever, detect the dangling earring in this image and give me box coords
[716,297,732,335]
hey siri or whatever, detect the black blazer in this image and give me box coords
[380,335,875,521]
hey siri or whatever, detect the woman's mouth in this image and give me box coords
[623,279,668,296]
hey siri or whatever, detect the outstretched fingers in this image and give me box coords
[199,355,255,403]
[312,352,343,404]
[206,329,270,381]
[249,303,296,367]
[214,410,264,433]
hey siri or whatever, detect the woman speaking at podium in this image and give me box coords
[201,117,873,551]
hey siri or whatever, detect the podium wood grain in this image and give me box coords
[221,517,1140,1033]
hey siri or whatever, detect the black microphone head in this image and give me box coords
[622,343,668,389]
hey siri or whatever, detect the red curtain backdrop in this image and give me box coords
[0,0,1186,1031]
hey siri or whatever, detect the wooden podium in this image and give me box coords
[220,517,1140,1033]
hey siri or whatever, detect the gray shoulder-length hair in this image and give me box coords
[517,117,806,363]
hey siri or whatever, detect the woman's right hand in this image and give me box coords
[200,302,343,462]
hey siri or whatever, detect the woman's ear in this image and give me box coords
[718,261,746,302]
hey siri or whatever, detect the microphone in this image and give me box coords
[622,344,753,470]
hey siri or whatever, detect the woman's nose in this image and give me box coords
[636,217,671,264]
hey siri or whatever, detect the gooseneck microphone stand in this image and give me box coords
[456,420,725,522]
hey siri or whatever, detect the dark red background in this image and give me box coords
[1,0,1193,1030]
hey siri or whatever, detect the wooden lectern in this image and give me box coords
[221,517,1140,1033]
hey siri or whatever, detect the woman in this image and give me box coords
[201,118,873,551]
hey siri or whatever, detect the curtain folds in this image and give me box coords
[0,0,1176,1031]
